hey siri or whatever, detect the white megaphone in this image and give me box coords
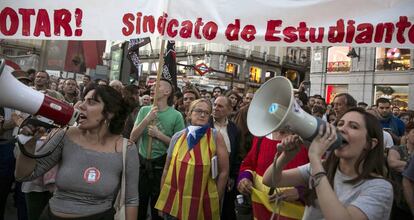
[247,76,343,150]
[0,59,79,126]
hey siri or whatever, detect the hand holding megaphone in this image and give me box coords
[308,122,338,159]
[276,134,303,160]
[16,116,63,158]
[0,59,75,158]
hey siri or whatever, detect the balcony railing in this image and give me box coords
[283,56,308,65]
[251,50,264,58]
[139,50,150,56]
[267,54,280,63]
[189,44,205,53]
[175,46,187,53]
[227,45,247,55]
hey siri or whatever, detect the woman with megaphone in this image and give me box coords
[263,108,393,220]
[15,84,140,220]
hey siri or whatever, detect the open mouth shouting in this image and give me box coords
[78,113,87,124]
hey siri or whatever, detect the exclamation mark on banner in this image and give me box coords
[74,8,83,36]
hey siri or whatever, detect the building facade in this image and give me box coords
[1,39,107,81]
[310,46,414,109]
[109,38,310,91]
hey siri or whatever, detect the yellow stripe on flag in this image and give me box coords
[249,174,304,219]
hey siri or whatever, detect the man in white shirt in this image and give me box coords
[210,96,241,220]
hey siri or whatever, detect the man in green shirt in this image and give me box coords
[130,79,185,220]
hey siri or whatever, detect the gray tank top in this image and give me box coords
[21,129,140,215]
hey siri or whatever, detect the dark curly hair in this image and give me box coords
[83,84,131,134]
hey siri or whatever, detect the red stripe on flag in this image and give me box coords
[177,152,191,219]
[162,152,179,214]
[202,182,212,220]
[206,128,212,157]
[164,134,186,213]
[188,141,204,219]
[202,130,213,220]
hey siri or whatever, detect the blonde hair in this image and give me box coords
[186,98,212,124]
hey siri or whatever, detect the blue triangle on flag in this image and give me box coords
[186,124,210,150]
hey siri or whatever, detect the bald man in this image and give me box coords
[130,79,185,220]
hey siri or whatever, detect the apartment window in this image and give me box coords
[249,66,262,83]
[327,46,351,73]
[226,62,239,76]
[375,48,411,71]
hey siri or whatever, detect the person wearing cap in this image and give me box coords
[130,79,185,220]
[13,70,32,86]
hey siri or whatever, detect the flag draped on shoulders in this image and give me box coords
[156,127,220,220]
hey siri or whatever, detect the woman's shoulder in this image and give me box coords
[174,128,186,135]
[66,126,80,136]
[361,177,393,190]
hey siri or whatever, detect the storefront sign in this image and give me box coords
[1,0,414,48]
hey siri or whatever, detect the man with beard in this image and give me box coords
[376,98,405,144]
[34,71,64,100]
[62,78,79,105]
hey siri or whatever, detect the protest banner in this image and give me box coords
[1,0,414,48]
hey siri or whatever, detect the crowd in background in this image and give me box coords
[1,68,414,220]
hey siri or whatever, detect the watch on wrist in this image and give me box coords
[309,171,327,189]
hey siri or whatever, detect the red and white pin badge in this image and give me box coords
[83,167,101,184]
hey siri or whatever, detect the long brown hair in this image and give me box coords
[304,107,385,206]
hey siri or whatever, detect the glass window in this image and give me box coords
[142,63,149,71]
[249,66,262,83]
[284,69,300,88]
[374,85,409,109]
[327,46,351,73]
[325,84,348,104]
[226,63,240,79]
[375,48,411,71]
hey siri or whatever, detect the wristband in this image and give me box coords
[309,171,326,189]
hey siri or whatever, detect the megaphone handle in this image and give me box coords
[269,187,275,195]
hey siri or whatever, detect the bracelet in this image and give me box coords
[309,171,326,189]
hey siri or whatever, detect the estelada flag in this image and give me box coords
[155,128,220,220]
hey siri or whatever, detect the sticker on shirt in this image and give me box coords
[83,167,101,184]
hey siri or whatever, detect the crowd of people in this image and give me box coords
[1,68,414,220]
